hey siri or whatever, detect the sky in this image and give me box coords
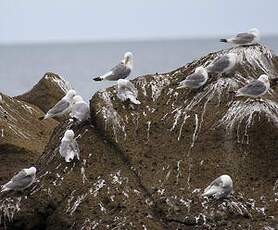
[1,0,278,44]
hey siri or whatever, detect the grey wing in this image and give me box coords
[47,99,70,116]
[125,81,138,96]
[59,141,70,157]
[106,63,131,80]
[186,72,206,82]
[71,140,80,159]
[239,80,266,96]
[234,33,255,44]
[9,171,32,189]
[207,56,230,73]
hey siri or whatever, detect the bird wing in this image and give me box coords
[47,99,70,116]
[233,32,255,44]
[8,170,33,189]
[59,140,70,157]
[186,72,206,82]
[207,56,230,73]
[238,80,266,96]
[105,63,131,80]
[71,140,80,160]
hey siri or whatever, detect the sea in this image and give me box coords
[0,37,278,100]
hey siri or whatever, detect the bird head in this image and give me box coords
[195,66,207,75]
[63,129,75,141]
[117,79,129,89]
[73,95,84,104]
[249,28,260,38]
[220,175,233,188]
[24,167,37,175]
[123,52,133,69]
[258,74,269,84]
[66,89,77,100]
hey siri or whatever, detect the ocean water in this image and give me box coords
[0,37,278,100]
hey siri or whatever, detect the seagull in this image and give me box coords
[177,66,208,89]
[1,167,37,192]
[93,52,133,81]
[202,175,233,199]
[59,129,80,162]
[70,95,90,123]
[39,89,77,120]
[220,28,261,46]
[206,53,238,74]
[117,79,141,105]
[236,74,270,98]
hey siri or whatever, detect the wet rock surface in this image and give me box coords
[1,44,278,229]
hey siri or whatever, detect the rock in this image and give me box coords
[1,44,278,229]
[16,72,71,114]
[0,93,58,186]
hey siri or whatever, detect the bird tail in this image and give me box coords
[130,98,141,105]
[1,184,10,193]
[220,38,228,43]
[93,76,103,81]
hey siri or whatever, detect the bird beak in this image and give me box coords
[124,56,129,65]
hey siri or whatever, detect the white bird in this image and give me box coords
[202,175,233,199]
[93,52,133,81]
[59,129,80,162]
[39,89,77,120]
[236,74,270,98]
[1,167,37,192]
[206,53,238,74]
[220,28,261,46]
[70,95,90,123]
[117,79,141,105]
[177,66,208,89]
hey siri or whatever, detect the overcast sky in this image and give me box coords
[1,0,278,44]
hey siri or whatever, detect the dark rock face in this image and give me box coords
[1,45,278,229]
[16,72,71,114]
[0,93,58,187]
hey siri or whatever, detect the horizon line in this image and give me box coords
[1,34,278,46]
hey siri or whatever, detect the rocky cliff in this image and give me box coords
[1,44,277,230]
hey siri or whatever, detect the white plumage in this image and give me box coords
[70,95,90,122]
[202,175,233,199]
[1,167,37,192]
[117,79,141,105]
[59,129,80,162]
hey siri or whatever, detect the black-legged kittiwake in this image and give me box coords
[206,53,238,74]
[236,74,270,98]
[1,167,37,192]
[70,95,90,123]
[220,28,260,46]
[93,52,133,81]
[39,89,77,120]
[177,66,208,89]
[59,129,80,162]
[117,79,141,105]
[202,175,233,199]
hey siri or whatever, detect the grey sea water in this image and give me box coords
[0,37,277,100]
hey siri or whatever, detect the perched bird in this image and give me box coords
[1,167,37,192]
[206,53,238,74]
[39,89,77,120]
[236,74,270,98]
[70,95,90,123]
[202,175,233,199]
[117,79,141,105]
[177,66,208,89]
[220,28,261,46]
[93,52,133,81]
[59,129,80,162]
